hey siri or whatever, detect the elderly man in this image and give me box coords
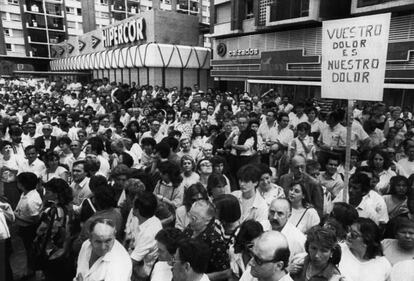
[183,200,230,281]
[265,199,306,260]
[246,231,293,281]
[76,218,132,281]
[278,155,323,217]
[171,238,211,281]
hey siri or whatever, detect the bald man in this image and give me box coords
[264,199,306,261]
[75,218,132,281]
[278,155,323,217]
[248,231,293,281]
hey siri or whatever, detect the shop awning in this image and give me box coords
[50,43,210,71]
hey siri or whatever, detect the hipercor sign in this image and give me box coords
[102,17,146,48]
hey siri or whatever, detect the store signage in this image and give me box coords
[91,36,101,49]
[102,17,145,48]
[228,48,259,57]
[78,40,86,51]
[321,13,391,101]
[67,43,74,54]
[217,43,227,57]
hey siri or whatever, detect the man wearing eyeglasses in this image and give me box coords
[247,231,293,281]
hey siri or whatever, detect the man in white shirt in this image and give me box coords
[71,160,91,212]
[141,120,165,144]
[18,145,46,176]
[171,238,212,281]
[130,192,162,280]
[268,112,294,153]
[265,199,306,260]
[75,218,132,281]
[349,173,379,224]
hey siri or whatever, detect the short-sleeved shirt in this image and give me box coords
[15,189,43,226]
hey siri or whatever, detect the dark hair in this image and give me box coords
[94,185,117,210]
[180,155,196,171]
[183,183,209,211]
[277,112,289,122]
[367,149,392,170]
[44,178,73,206]
[88,136,105,155]
[155,228,185,255]
[354,217,383,259]
[44,150,59,163]
[89,175,108,194]
[321,216,347,241]
[59,136,72,145]
[389,175,409,196]
[24,144,37,153]
[141,137,156,147]
[207,173,227,196]
[177,238,211,274]
[214,194,241,224]
[237,164,261,184]
[120,152,134,168]
[88,218,115,233]
[297,122,311,132]
[0,140,12,151]
[158,161,183,188]
[290,182,312,208]
[154,142,171,159]
[111,164,130,178]
[305,225,341,265]
[162,136,179,152]
[330,202,359,229]
[17,172,38,191]
[134,191,157,218]
[349,172,371,194]
[234,220,263,254]
[257,163,272,177]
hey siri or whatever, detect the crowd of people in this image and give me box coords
[0,76,414,281]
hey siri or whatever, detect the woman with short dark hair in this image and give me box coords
[383,175,410,219]
[339,218,391,281]
[292,225,342,281]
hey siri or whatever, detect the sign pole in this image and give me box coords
[343,99,354,203]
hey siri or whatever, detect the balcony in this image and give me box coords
[111,4,126,12]
[351,0,414,14]
[24,4,45,14]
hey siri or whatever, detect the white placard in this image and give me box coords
[321,13,391,101]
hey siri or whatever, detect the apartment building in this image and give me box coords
[210,0,414,106]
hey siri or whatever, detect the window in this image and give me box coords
[5,29,12,36]
[66,7,75,14]
[67,21,76,29]
[7,0,19,5]
[101,12,109,18]
[10,13,21,21]
[6,43,13,52]
[100,0,108,4]
[215,3,231,24]
[245,0,254,19]
[77,8,82,15]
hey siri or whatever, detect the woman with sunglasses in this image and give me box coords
[339,217,391,281]
[292,226,342,281]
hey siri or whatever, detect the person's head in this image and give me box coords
[346,217,383,260]
[188,199,215,234]
[213,194,241,233]
[180,155,196,174]
[258,163,273,192]
[141,137,156,154]
[249,231,290,280]
[158,161,183,188]
[24,145,38,163]
[389,175,409,198]
[17,172,38,192]
[305,226,341,267]
[406,145,414,161]
[155,228,185,262]
[70,140,81,156]
[394,218,414,251]
[93,184,117,210]
[124,178,145,203]
[111,164,130,189]
[297,122,310,138]
[201,143,213,159]
[277,112,289,128]
[150,120,161,134]
[197,158,213,176]
[211,155,226,174]
[288,183,310,208]
[183,183,209,211]
[180,137,191,152]
[59,136,72,151]
[44,151,60,169]
[306,159,321,178]
[268,199,291,231]
[87,137,105,155]
[207,173,227,199]
[322,216,348,241]
[72,160,88,183]
[133,191,157,219]
[0,141,13,157]
[266,109,276,124]
[42,123,53,137]
[237,164,262,194]
[237,116,249,132]
[171,238,211,281]
[330,202,359,231]
[234,220,264,254]
[88,218,116,258]
[327,110,343,128]
[325,156,340,176]
[89,175,109,195]
[291,155,306,178]
[349,173,371,207]
[154,142,170,159]
[368,149,391,171]
[9,127,22,143]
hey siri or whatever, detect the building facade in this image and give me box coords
[0,0,210,75]
[50,9,211,90]
[210,0,414,107]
